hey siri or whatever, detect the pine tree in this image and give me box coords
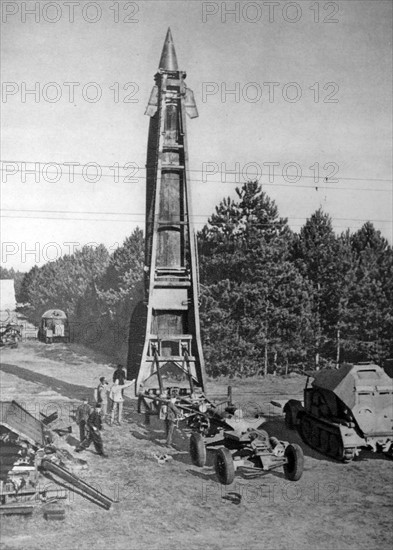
[292,209,351,367]
[343,223,393,362]
[199,182,314,377]
[101,228,144,298]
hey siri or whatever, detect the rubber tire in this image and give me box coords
[215,447,235,485]
[283,443,304,481]
[189,432,206,467]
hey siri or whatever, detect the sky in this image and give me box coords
[1,0,392,272]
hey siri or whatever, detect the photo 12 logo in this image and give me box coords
[202,2,340,24]
[201,480,340,505]
[201,81,339,104]
[1,1,140,24]
[201,161,340,184]
[1,161,141,184]
[1,240,120,265]
[1,82,140,104]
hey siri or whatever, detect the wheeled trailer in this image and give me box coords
[190,427,304,485]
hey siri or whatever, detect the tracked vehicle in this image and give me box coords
[284,363,393,461]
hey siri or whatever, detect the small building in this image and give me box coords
[0,280,16,324]
[0,279,16,312]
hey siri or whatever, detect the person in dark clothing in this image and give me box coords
[76,404,107,457]
[113,364,126,385]
[75,397,91,443]
[165,397,181,447]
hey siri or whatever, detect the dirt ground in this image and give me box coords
[0,339,392,550]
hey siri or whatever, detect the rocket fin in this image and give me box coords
[145,85,159,117]
[185,87,199,119]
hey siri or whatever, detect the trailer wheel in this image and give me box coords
[283,443,304,481]
[189,433,206,467]
[215,447,235,485]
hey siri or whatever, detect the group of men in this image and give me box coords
[75,364,183,458]
[75,364,133,457]
[96,364,134,426]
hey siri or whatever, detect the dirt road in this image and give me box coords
[0,341,392,550]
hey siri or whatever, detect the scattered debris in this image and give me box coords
[151,452,173,465]
[0,400,115,515]
[222,492,242,505]
[43,504,66,521]
[0,503,35,515]
[40,411,59,426]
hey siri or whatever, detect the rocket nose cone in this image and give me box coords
[159,28,178,71]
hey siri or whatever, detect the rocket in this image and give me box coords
[127,29,206,396]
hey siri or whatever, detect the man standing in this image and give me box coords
[76,403,107,457]
[165,395,181,447]
[109,379,134,425]
[113,364,126,385]
[96,377,109,422]
[75,397,91,443]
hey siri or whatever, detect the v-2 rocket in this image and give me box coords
[127,29,206,397]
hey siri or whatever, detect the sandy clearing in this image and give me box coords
[0,341,392,550]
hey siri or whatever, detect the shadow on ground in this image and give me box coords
[0,361,136,422]
[0,362,96,402]
[24,340,114,368]
[261,418,336,462]
[262,418,392,464]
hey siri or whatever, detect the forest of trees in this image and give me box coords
[198,183,392,375]
[4,182,392,376]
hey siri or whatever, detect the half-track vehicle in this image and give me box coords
[284,363,393,461]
